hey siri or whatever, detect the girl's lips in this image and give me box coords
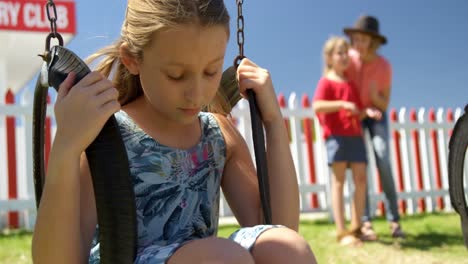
[180,108,200,115]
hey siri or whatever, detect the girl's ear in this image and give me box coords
[120,43,140,75]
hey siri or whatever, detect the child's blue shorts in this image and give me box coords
[325,135,367,166]
[89,225,283,264]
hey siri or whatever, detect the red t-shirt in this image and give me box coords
[313,77,363,139]
[345,49,392,109]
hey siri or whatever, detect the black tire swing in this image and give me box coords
[448,104,468,249]
[33,1,272,263]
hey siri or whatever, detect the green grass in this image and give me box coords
[1,213,467,264]
[0,229,32,264]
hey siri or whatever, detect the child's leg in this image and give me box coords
[331,162,348,233]
[350,162,367,230]
[167,237,254,264]
[250,227,317,264]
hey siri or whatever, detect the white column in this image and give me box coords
[0,58,7,95]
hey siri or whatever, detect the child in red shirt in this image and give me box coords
[313,36,381,246]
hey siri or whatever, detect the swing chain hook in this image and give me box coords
[234,0,245,68]
[44,0,63,52]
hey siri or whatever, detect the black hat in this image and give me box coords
[343,15,387,45]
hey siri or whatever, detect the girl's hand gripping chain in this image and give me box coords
[236,58,282,126]
[53,72,121,157]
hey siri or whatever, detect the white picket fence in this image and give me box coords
[0,89,467,230]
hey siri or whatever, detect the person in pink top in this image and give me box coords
[344,15,406,240]
[313,36,381,246]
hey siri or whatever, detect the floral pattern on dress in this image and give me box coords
[88,111,284,264]
[89,111,225,263]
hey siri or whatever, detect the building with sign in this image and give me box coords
[0,0,76,95]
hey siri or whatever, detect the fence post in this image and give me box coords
[278,93,291,142]
[428,108,444,210]
[237,99,253,155]
[19,89,37,229]
[5,89,19,229]
[410,109,426,213]
[301,94,319,209]
[390,109,406,214]
[447,109,454,136]
[418,108,435,212]
[436,108,451,211]
[288,93,308,210]
[375,171,385,216]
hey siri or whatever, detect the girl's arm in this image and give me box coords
[218,115,263,227]
[31,141,83,263]
[263,115,300,230]
[32,146,98,264]
[369,63,392,111]
[313,100,358,115]
[32,72,118,263]
[370,85,391,111]
[313,100,345,113]
[218,114,300,231]
[220,58,300,230]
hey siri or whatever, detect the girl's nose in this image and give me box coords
[184,78,203,106]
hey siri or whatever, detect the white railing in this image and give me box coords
[0,89,466,230]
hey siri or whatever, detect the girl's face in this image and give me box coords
[350,32,372,56]
[132,24,228,124]
[329,43,349,73]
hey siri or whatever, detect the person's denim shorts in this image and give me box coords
[325,135,367,166]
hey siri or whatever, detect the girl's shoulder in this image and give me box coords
[199,112,225,139]
[319,76,348,88]
[199,111,219,126]
[318,76,330,83]
[316,76,333,87]
[210,113,245,160]
[209,113,236,138]
[114,110,140,133]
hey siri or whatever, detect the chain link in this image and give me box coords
[44,0,63,51]
[46,0,58,37]
[234,0,245,68]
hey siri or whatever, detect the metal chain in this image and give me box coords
[46,0,58,37]
[234,0,245,68]
[44,0,63,51]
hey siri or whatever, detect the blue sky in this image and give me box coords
[33,0,468,109]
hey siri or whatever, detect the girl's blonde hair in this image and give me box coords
[322,36,349,75]
[86,0,232,114]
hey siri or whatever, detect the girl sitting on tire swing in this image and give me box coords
[32,0,317,263]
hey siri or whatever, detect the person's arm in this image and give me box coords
[359,107,383,120]
[313,100,345,113]
[370,61,392,111]
[312,78,359,114]
[32,147,98,264]
[263,114,300,230]
[218,114,263,227]
[31,141,84,263]
[219,113,300,231]
[313,100,359,115]
[370,86,391,111]
[32,71,118,263]
[220,58,300,230]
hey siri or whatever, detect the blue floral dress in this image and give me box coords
[88,111,280,264]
